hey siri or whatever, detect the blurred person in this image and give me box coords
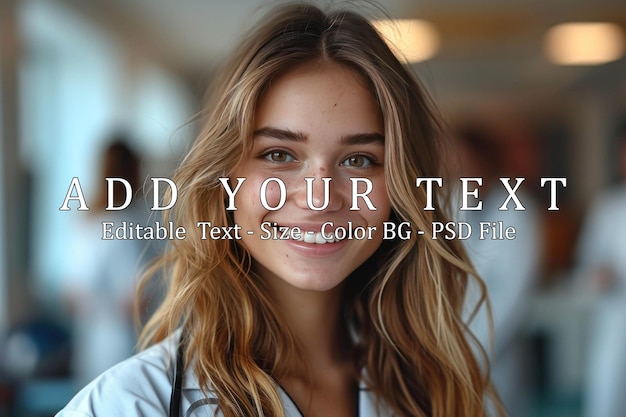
[457,123,541,417]
[55,4,506,417]
[577,129,626,417]
[62,137,154,386]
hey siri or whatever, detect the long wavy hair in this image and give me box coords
[138,3,501,416]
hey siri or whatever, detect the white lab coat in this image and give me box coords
[55,335,393,417]
[64,205,158,385]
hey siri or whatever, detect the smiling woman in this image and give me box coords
[56,2,503,417]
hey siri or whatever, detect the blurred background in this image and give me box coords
[0,0,625,416]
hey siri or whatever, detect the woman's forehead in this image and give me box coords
[254,62,381,130]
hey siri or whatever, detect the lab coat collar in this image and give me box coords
[180,362,391,417]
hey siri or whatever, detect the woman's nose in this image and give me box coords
[293,166,344,212]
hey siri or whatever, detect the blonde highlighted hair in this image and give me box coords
[139,2,502,416]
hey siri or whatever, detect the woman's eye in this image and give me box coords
[264,151,295,163]
[341,154,373,168]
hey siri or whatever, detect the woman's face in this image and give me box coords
[232,62,391,293]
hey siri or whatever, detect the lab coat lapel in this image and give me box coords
[181,364,393,417]
[359,385,394,417]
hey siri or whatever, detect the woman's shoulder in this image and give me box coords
[56,336,178,417]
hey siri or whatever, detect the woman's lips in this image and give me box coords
[270,222,360,244]
[284,235,350,256]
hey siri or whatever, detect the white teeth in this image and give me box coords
[303,231,316,243]
[297,230,340,244]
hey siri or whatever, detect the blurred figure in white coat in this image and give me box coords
[577,131,626,417]
[457,123,542,417]
[63,138,154,385]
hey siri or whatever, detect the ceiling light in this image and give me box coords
[372,19,440,63]
[544,22,625,65]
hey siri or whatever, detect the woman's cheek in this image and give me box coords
[264,177,290,209]
[235,173,288,211]
[369,179,391,220]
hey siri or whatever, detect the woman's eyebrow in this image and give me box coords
[340,133,385,145]
[254,128,384,145]
[253,127,307,142]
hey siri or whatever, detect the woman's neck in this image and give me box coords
[267,279,351,369]
[261,276,358,417]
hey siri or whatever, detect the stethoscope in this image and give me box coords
[169,339,218,417]
[169,339,184,417]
